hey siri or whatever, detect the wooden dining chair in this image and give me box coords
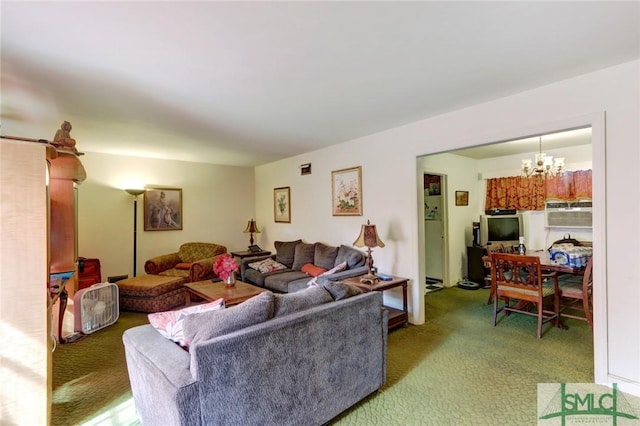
[491,253,560,339]
[484,243,510,304]
[559,256,593,329]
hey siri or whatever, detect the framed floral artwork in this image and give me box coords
[274,187,291,223]
[331,166,362,216]
[144,187,183,230]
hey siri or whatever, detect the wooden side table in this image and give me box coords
[341,275,409,330]
[230,250,271,259]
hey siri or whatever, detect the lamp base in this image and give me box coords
[360,273,379,285]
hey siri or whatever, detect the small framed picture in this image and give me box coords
[144,187,183,230]
[331,166,363,216]
[274,187,291,223]
[425,174,441,196]
[455,191,469,206]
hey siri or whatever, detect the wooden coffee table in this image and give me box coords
[184,279,267,306]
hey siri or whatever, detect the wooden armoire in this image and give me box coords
[0,137,85,424]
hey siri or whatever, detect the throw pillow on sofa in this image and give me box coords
[314,243,339,270]
[301,263,327,277]
[292,242,316,270]
[273,286,333,317]
[147,298,225,347]
[322,281,363,301]
[335,245,366,269]
[183,291,274,349]
[274,240,302,268]
[248,258,288,273]
[307,261,347,286]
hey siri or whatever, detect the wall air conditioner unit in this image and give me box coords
[545,201,592,228]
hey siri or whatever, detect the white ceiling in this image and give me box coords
[1,1,638,166]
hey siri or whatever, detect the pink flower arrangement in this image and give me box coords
[213,254,239,280]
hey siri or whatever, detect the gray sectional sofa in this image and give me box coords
[123,283,388,426]
[239,240,368,293]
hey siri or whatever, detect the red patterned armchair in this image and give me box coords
[144,242,227,283]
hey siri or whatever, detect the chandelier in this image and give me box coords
[521,136,564,177]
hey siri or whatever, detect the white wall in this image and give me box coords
[254,60,640,394]
[78,152,255,280]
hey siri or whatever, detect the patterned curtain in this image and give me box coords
[545,170,592,201]
[485,170,592,211]
[485,175,546,211]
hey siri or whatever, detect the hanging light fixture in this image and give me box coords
[521,136,565,177]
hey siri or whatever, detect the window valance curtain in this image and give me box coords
[485,170,592,211]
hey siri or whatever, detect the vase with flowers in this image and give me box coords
[213,254,240,286]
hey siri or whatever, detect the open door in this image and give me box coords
[424,173,445,292]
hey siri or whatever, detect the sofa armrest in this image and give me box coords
[239,254,275,281]
[122,325,199,425]
[144,253,181,274]
[189,254,227,282]
[316,265,369,285]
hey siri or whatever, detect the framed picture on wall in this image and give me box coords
[274,187,291,223]
[331,166,362,216]
[425,174,441,196]
[455,190,469,206]
[144,187,183,230]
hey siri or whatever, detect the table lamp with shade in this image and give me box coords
[353,219,385,283]
[243,219,261,248]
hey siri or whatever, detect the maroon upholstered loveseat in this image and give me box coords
[144,242,227,283]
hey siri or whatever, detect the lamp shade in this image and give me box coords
[353,220,385,248]
[125,188,145,197]
[243,219,261,234]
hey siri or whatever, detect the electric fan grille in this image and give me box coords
[74,282,120,334]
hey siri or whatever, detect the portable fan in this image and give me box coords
[73,282,119,334]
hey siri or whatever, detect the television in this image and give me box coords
[479,213,524,248]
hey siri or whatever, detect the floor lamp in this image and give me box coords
[125,189,145,277]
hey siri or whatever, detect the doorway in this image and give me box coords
[424,173,445,292]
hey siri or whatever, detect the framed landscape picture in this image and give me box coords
[331,166,362,216]
[274,187,291,223]
[144,187,183,230]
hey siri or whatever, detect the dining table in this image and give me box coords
[527,250,587,275]
[486,250,590,330]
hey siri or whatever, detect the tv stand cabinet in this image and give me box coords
[466,246,488,287]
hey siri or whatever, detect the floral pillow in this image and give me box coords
[248,258,288,273]
[307,261,347,286]
[148,298,225,347]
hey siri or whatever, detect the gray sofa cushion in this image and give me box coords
[335,245,366,268]
[314,243,339,270]
[274,240,302,268]
[264,270,309,293]
[287,277,314,293]
[273,286,333,317]
[244,266,291,287]
[323,281,363,301]
[183,291,274,348]
[292,242,317,270]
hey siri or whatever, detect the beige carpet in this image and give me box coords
[52,287,593,425]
